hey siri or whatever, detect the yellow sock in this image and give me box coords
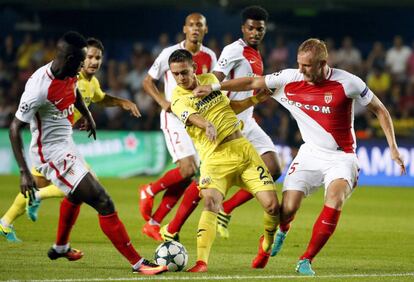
[37,184,65,200]
[197,210,217,264]
[2,193,26,225]
[262,211,280,252]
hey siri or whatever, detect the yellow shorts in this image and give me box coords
[199,137,276,196]
[31,167,44,177]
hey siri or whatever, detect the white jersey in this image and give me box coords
[15,62,77,167]
[214,39,264,132]
[265,68,374,153]
[147,41,217,129]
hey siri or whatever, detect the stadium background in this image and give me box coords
[0,0,413,185]
[0,1,413,281]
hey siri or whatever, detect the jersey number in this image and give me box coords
[257,166,269,180]
[173,132,181,144]
[288,162,299,175]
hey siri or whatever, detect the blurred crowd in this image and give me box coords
[1,33,413,149]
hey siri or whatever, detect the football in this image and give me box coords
[154,241,188,271]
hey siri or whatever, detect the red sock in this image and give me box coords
[151,181,188,223]
[300,205,341,261]
[56,198,81,245]
[168,181,201,234]
[222,189,253,214]
[150,167,185,195]
[99,212,141,265]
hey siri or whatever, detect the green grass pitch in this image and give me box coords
[0,174,413,281]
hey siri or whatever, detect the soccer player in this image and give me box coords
[7,31,167,275]
[169,49,280,272]
[193,38,406,275]
[139,13,217,241]
[160,5,282,245]
[0,37,140,242]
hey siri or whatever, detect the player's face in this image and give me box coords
[183,15,208,44]
[64,47,87,77]
[83,46,103,76]
[170,61,196,90]
[297,51,325,83]
[242,19,266,48]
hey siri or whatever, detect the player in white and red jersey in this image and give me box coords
[138,13,217,241]
[193,38,406,275]
[8,31,166,275]
[211,6,282,245]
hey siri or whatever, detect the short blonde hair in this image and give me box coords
[298,38,328,63]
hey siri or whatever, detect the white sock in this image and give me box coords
[0,218,10,228]
[53,243,70,253]
[132,257,144,269]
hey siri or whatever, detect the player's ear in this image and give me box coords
[320,59,327,68]
[192,62,198,71]
[205,25,208,35]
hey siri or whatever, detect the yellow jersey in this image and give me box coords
[171,73,241,161]
[74,71,106,123]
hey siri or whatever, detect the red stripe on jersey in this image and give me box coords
[47,78,77,124]
[243,46,263,96]
[49,161,74,189]
[194,51,213,74]
[35,113,46,163]
[284,79,354,153]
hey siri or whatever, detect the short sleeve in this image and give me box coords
[344,73,374,106]
[148,48,171,80]
[15,80,44,123]
[171,91,198,125]
[91,77,105,103]
[213,45,243,76]
[264,69,295,90]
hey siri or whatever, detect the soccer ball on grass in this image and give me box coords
[154,240,188,271]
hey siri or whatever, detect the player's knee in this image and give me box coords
[281,202,299,221]
[179,165,196,179]
[95,191,115,215]
[203,195,220,213]
[263,198,280,216]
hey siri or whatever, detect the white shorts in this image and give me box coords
[243,122,278,155]
[283,143,359,197]
[161,111,197,163]
[34,142,89,195]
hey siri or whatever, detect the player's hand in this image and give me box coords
[82,116,96,140]
[20,170,38,205]
[193,85,212,98]
[122,100,141,118]
[255,88,272,103]
[161,101,172,112]
[205,122,217,142]
[390,146,406,175]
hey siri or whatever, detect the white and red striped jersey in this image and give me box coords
[15,62,77,165]
[148,41,217,129]
[265,68,374,153]
[214,39,264,131]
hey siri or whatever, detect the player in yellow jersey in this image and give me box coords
[0,37,140,242]
[168,49,280,272]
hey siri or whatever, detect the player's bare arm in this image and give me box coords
[143,74,171,112]
[366,94,406,175]
[230,90,271,114]
[187,113,217,142]
[193,76,267,97]
[74,89,96,140]
[98,94,141,117]
[213,71,226,82]
[9,117,38,201]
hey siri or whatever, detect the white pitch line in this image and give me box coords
[5,272,414,282]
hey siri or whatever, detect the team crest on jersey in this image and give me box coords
[180,111,189,122]
[324,93,333,104]
[218,58,228,67]
[19,102,30,113]
[200,176,211,186]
